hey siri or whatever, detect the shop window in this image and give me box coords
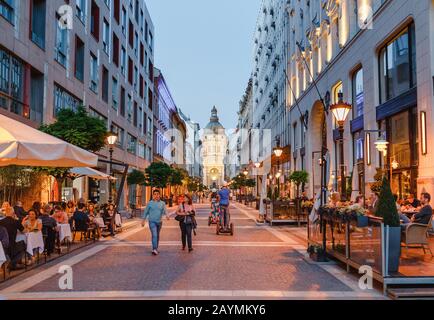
[379,23,416,103]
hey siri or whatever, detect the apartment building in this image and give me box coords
[0,0,155,208]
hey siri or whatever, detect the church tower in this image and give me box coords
[202,106,228,188]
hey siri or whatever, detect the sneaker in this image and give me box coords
[152,250,158,256]
[182,246,186,251]
[188,248,194,253]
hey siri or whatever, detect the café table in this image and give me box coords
[16,231,44,256]
[57,224,72,242]
[94,217,106,228]
[0,243,6,267]
[115,214,122,227]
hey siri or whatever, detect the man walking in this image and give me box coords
[142,189,170,255]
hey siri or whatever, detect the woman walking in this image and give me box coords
[176,194,196,253]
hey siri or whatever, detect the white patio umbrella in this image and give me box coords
[70,167,115,180]
[0,114,98,167]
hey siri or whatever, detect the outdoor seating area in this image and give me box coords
[308,190,434,292]
[0,200,125,283]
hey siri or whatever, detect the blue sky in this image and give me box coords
[146,0,261,130]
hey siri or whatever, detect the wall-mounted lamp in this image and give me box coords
[366,133,371,166]
[421,111,427,155]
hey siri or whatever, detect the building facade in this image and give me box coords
[202,106,228,188]
[0,0,156,209]
[178,108,202,178]
[246,0,434,201]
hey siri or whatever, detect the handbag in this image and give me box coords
[175,215,184,222]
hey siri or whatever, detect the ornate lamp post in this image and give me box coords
[106,132,118,203]
[330,92,351,201]
[273,137,283,198]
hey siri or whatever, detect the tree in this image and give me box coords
[38,106,108,200]
[127,169,146,186]
[169,167,187,194]
[40,106,108,153]
[289,171,309,199]
[371,168,385,195]
[376,176,400,227]
[144,162,172,192]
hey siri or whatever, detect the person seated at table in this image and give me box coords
[404,194,421,209]
[401,192,433,230]
[51,206,69,225]
[355,195,365,207]
[86,203,100,239]
[72,203,90,233]
[1,202,14,218]
[0,207,26,270]
[328,192,340,208]
[13,201,27,222]
[22,210,42,233]
[0,225,9,254]
[103,204,116,236]
[30,201,43,217]
[40,205,57,256]
[65,201,76,220]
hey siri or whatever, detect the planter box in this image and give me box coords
[356,216,369,228]
[386,226,402,273]
[309,252,328,262]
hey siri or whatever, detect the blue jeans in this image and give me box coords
[149,221,162,251]
[400,214,411,231]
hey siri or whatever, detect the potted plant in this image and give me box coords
[375,176,401,273]
[346,203,369,227]
[307,245,327,262]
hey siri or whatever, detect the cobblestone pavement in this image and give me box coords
[0,202,386,300]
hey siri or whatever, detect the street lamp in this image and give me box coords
[273,137,283,198]
[254,160,261,198]
[375,136,389,156]
[330,92,351,201]
[106,132,118,203]
[243,168,249,176]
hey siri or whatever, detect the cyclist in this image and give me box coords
[217,182,230,229]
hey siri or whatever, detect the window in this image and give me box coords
[74,36,84,81]
[90,0,100,41]
[55,15,68,67]
[147,117,152,136]
[148,60,153,81]
[134,0,139,23]
[111,122,124,148]
[352,68,364,118]
[112,77,118,111]
[0,0,15,24]
[128,20,134,48]
[128,57,133,84]
[89,107,108,127]
[76,0,86,23]
[30,0,46,49]
[133,101,137,127]
[53,84,82,116]
[353,131,364,161]
[134,32,138,56]
[379,23,416,103]
[145,21,148,43]
[140,43,144,66]
[133,66,138,91]
[112,32,119,66]
[127,94,132,122]
[120,46,126,76]
[148,146,152,161]
[140,10,144,33]
[103,19,110,54]
[113,0,120,23]
[121,6,127,35]
[127,134,137,154]
[139,74,144,98]
[89,52,98,93]
[120,86,125,117]
[102,66,109,103]
[0,49,28,118]
[148,88,153,110]
[149,32,153,52]
[138,142,145,159]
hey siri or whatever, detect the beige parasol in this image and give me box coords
[0,114,98,167]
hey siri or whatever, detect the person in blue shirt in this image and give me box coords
[142,189,170,256]
[218,182,231,228]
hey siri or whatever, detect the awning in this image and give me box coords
[70,167,115,180]
[0,114,98,167]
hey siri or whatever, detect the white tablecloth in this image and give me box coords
[16,232,44,256]
[115,214,122,227]
[94,217,105,228]
[57,224,72,242]
[0,243,6,267]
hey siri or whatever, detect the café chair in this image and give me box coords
[401,215,434,257]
